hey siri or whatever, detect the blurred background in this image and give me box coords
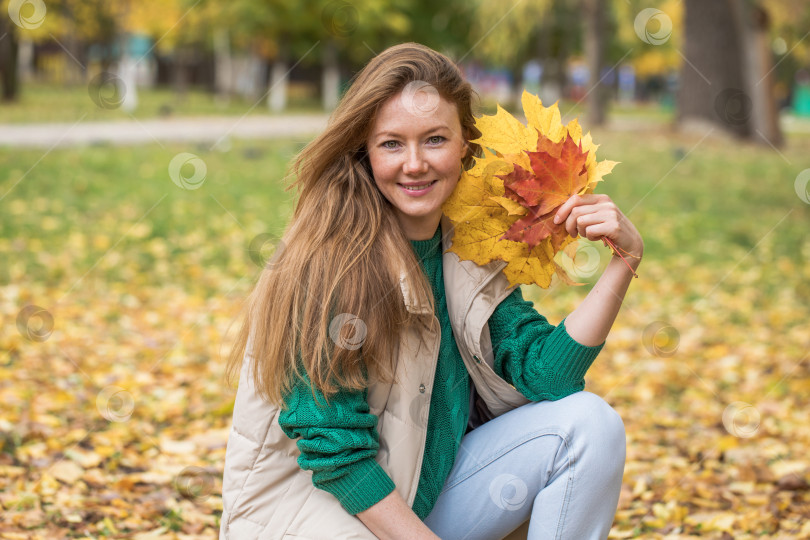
[1,0,808,538]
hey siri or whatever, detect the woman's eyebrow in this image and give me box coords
[373,124,452,140]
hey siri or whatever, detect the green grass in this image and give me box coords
[507,127,810,321]
[0,82,326,123]
[0,139,303,294]
[1,129,808,299]
[593,129,809,268]
[0,82,681,125]
[477,95,675,124]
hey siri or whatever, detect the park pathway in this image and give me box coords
[0,114,330,148]
[0,114,665,148]
[1,114,808,149]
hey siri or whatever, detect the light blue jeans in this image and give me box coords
[422,391,626,540]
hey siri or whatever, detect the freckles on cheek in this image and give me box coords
[371,155,396,182]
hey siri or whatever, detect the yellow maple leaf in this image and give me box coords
[442,90,619,288]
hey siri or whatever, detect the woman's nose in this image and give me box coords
[402,146,429,175]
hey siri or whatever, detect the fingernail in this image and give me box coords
[553,215,560,224]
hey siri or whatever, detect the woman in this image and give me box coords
[220,42,642,540]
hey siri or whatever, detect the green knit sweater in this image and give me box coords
[278,223,605,520]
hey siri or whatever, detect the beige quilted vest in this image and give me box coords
[219,214,531,539]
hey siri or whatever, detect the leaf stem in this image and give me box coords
[602,237,639,278]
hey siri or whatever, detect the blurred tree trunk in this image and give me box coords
[322,39,340,111]
[214,28,233,101]
[17,38,34,84]
[677,0,782,146]
[550,0,574,102]
[584,0,607,126]
[268,39,289,113]
[735,2,782,146]
[534,0,575,106]
[172,45,192,100]
[0,16,20,102]
[678,0,746,135]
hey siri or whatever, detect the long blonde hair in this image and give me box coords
[225,42,482,407]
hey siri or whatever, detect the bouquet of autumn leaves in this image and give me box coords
[442,90,622,288]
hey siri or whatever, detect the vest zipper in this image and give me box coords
[407,313,441,507]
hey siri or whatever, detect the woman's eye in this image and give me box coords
[427,135,445,144]
[382,140,399,149]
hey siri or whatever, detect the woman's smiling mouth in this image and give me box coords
[398,180,438,194]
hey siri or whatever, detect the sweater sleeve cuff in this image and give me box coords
[317,457,396,515]
[541,317,604,394]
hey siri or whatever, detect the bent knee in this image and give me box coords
[559,391,626,456]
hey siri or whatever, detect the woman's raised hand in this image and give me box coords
[553,193,644,262]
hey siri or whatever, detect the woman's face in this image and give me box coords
[366,86,467,240]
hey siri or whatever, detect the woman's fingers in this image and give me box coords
[581,219,619,242]
[566,209,617,239]
[563,201,617,238]
[554,193,643,258]
[554,193,610,223]
[564,206,644,259]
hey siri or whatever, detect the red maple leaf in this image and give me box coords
[498,131,590,250]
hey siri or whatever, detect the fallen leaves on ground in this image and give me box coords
[1,136,809,539]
